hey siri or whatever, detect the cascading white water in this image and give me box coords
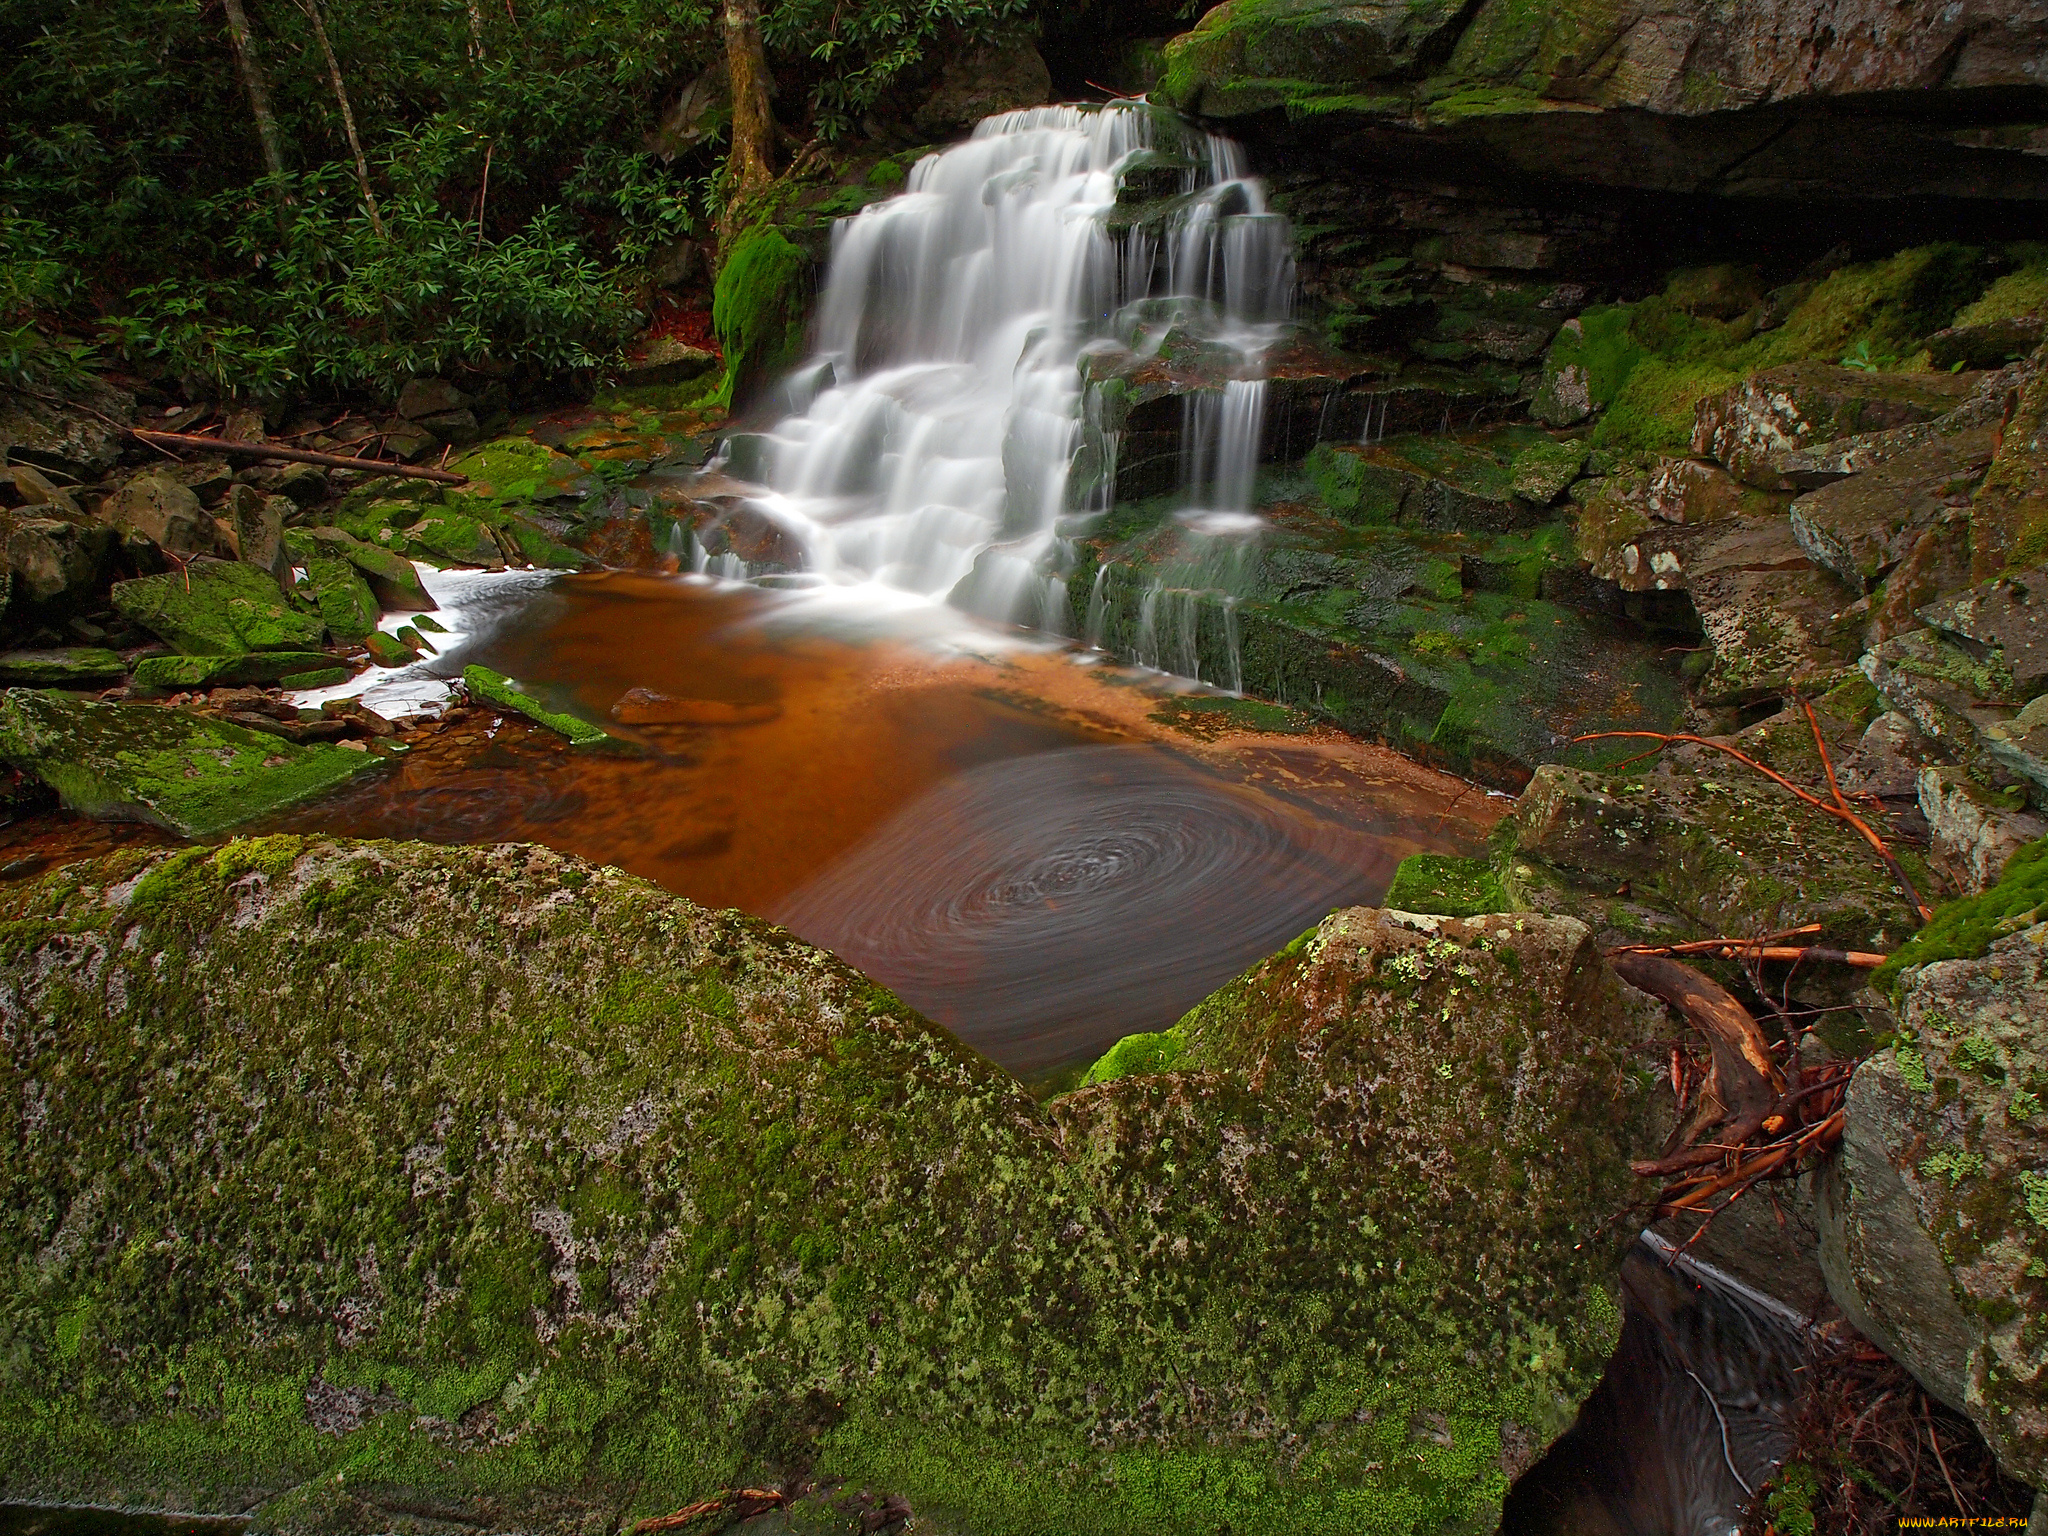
[696,101,1295,635]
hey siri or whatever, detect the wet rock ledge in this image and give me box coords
[0,836,1660,1535]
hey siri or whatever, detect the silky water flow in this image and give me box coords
[693,101,1294,672]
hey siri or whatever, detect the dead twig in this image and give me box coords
[1611,950,1784,1142]
[630,1488,787,1534]
[1614,939,1886,968]
[129,428,468,485]
[1573,729,1934,922]
[1612,924,1823,955]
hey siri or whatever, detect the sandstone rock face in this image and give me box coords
[1693,364,1979,491]
[913,34,1053,137]
[1920,765,2048,893]
[1923,568,2048,699]
[1447,0,2048,112]
[1820,921,2048,1489]
[1502,756,1926,957]
[1789,428,1998,594]
[1680,515,1862,703]
[1971,343,2048,580]
[0,839,1658,1534]
[1158,0,2048,199]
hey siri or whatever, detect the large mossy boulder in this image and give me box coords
[1819,902,2048,1492]
[0,691,387,835]
[713,226,812,410]
[1502,751,1930,974]
[0,840,1659,1535]
[112,558,327,656]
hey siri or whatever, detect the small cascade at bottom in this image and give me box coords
[1090,375,1269,689]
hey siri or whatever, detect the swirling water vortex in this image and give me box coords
[775,744,1398,1073]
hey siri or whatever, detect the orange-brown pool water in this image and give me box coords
[25,571,1499,1077]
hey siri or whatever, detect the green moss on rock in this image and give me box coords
[0,648,127,688]
[132,652,345,690]
[0,844,1659,1534]
[0,690,387,835]
[112,559,327,656]
[1384,852,1508,916]
[713,227,812,409]
[463,664,615,747]
[1079,1027,1188,1085]
[1872,835,2048,995]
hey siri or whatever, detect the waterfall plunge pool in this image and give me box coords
[255,569,1495,1081]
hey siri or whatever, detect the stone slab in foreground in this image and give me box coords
[0,838,1661,1535]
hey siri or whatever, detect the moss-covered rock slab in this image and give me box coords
[131,652,346,690]
[0,648,127,687]
[290,528,438,614]
[0,690,386,835]
[112,558,327,656]
[463,665,613,747]
[303,557,380,642]
[0,841,1659,1534]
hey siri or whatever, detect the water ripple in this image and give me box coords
[775,744,1397,1073]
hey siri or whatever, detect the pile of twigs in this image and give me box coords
[1740,1321,2035,1535]
[1607,940,1865,1250]
[1636,1056,1855,1230]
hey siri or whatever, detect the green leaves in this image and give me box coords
[106,156,637,399]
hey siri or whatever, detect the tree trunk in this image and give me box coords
[221,0,287,185]
[298,0,385,237]
[464,0,485,56]
[717,0,775,250]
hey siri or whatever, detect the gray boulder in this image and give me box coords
[1820,920,2048,1490]
[101,472,218,556]
[0,379,134,478]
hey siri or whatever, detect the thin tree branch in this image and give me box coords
[298,0,384,237]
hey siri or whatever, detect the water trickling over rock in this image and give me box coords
[696,102,1295,645]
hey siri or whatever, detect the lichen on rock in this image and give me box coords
[0,840,1660,1534]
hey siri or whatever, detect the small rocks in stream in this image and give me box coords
[610,686,781,725]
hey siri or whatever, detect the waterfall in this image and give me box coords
[698,101,1295,648]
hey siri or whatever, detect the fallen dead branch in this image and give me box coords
[1614,939,1887,968]
[129,427,470,485]
[1611,943,1867,1244]
[1571,726,1934,923]
[631,1488,788,1533]
[1612,950,1784,1146]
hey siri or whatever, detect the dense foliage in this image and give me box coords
[1,0,1025,403]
